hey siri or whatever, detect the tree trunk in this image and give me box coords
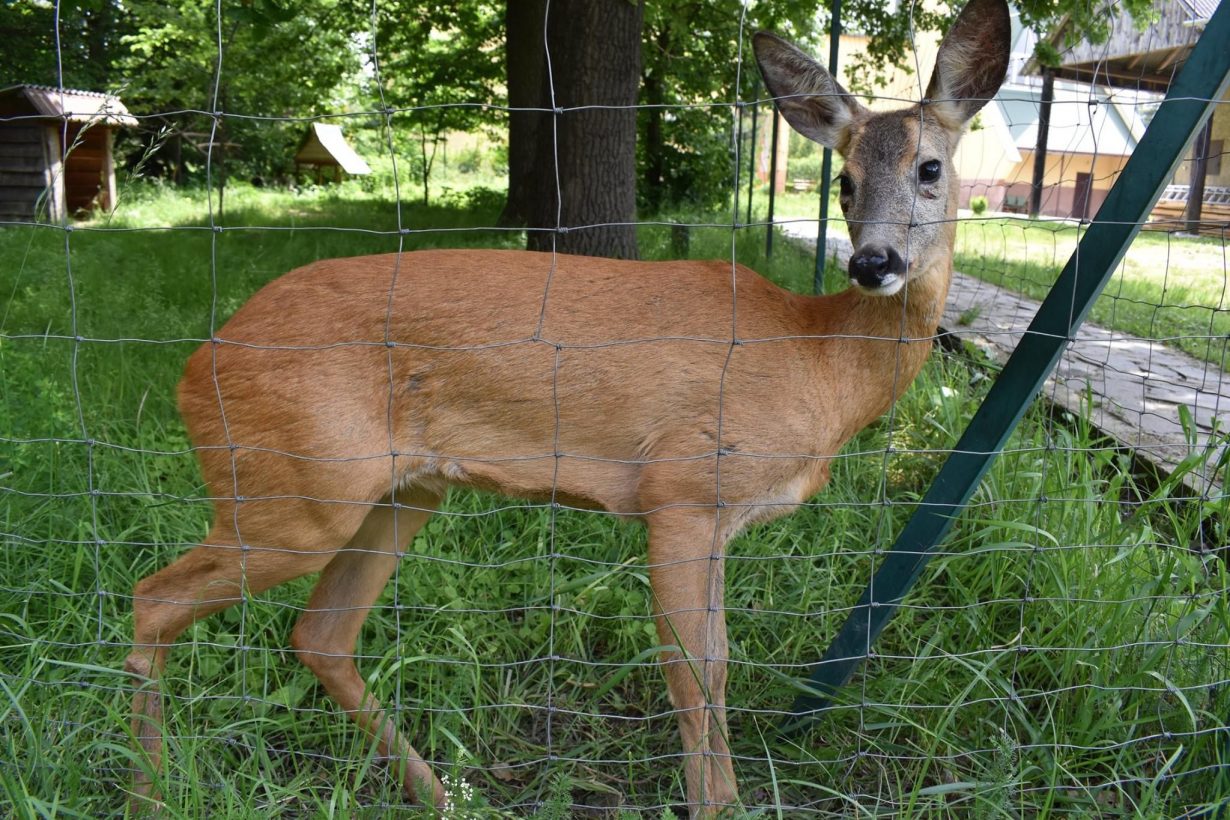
[524,0,643,259]
[419,123,439,206]
[499,0,548,227]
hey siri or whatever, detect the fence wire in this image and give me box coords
[1,0,1228,816]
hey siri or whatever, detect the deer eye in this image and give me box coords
[837,174,854,198]
[918,159,942,183]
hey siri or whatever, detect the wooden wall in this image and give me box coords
[0,123,58,221]
[0,121,115,222]
[63,124,113,214]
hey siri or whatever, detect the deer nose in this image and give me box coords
[848,246,906,290]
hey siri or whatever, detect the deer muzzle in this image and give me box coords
[848,245,906,293]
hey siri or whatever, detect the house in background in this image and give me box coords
[0,84,137,223]
[1160,93,1230,231]
[955,82,1143,219]
[1020,0,1223,230]
[946,0,1167,221]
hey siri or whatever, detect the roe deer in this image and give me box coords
[125,0,1009,814]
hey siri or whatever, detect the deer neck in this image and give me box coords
[818,257,953,345]
[802,258,953,440]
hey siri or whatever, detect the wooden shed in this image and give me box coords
[0,85,137,223]
[294,123,372,183]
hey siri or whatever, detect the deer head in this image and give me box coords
[754,0,1011,295]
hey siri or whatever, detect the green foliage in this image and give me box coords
[114,0,363,182]
[0,0,126,89]
[970,195,989,215]
[372,1,503,203]
[839,0,956,95]
[1017,0,1160,67]
[638,0,822,213]
[373,2,502,126]
[437,184,507,214]
[785,154,825,184]
[788,128,822,159]
[638,104,735,212]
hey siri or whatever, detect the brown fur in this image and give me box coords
[125,1,1010,815]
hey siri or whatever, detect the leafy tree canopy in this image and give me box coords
[2,0,1167,192]
[116,0,362,179]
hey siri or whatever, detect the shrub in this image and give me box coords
[786,154,825,184]
[439,185,506,214]
[454,146,484,174]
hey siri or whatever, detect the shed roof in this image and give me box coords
[295,123,372,175]
[0,84,137,126]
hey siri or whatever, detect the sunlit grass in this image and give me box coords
[955,217,1230,367]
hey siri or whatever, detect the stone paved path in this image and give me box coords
[779,221,1229,495]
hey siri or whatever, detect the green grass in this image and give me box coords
[954,218,1230,368]
[2,182,1228,817]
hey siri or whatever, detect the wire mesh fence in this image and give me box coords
[1,0,1228,816]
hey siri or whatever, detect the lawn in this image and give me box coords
[954,217,1230,367]
[1,182,1228,817]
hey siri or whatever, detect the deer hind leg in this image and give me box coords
[290,490,446,808]
[647,508,738,817]
[125,478,384,809]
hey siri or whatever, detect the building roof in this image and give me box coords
[1181,0,1221,21]
[294,123,372,175]
[0,84,137,126]
[994,82,1140,157]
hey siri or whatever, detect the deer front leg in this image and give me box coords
[290,497,446,808]
[647,509,738,817]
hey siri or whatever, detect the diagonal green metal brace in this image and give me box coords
[784,0,1230,729]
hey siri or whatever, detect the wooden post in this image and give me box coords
[103,128,117,212]
[1184,115,1213,233]
[1029,68,1054,218]
[41,124,65,223]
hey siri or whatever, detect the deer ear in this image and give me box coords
[924,0,1012,128]
[753,32,865,149]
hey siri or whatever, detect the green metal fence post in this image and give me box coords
[766,109,779,259]
[814,0,842,294]
[747,77,759,227]
[784,0,1230,730]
